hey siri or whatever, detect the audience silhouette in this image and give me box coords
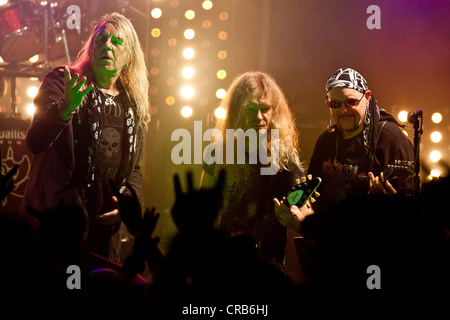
[1,156,448,315]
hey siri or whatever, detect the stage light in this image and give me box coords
[181,86,194,99]
[216,88,226,99]
[218,31,228,40]
[216,70,227,80]
[185,10,195,20]
[169,18,178,28]
[202,20,212,29]
[27,86,39,98]
[151,28,161,38]
[150,48,160,57]
[0,56,3,63]
[26,104,35,116]
[151,8,162,19]
[0,0,8,6]
[430,169,441,178]
[219,12,229,21]
[202,0,213,10]
[430,150,441,163]
[167,77,176,86]
[169,0,179,8]
[184,29,195,40]
[165,96,175,106]
[29,54,39,63]
[431,112,442,124]
[217,50,227,60]
[183,48,195,59]
[431,131,442,143]
[398,111,408,123]
[182,67,195,79]
[181,106,193,118]
[214,107,227,119]
[168,38,177,47]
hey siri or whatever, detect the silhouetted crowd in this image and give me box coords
[1,164,449,317]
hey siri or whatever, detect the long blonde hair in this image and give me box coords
[72,12,150,132]
[215,71,301,171]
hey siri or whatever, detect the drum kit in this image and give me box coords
[0,0,88,112]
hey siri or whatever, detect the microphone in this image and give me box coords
[407,110,422,124]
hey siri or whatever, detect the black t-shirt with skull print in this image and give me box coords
[92,92,124,214]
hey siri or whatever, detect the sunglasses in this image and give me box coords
[326,91,366,109]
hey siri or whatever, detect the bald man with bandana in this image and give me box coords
[273,67,414,234]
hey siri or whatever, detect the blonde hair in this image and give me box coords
[72,12,150,132]
[215,71,301,171]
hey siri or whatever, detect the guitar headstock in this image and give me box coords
[380,164,414,183]
[286,174,321,208]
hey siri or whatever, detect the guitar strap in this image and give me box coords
[370,120,387,172]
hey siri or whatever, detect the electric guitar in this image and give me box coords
[253,175,321,243]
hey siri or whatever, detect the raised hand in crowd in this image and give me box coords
[171,170,225,233]
[110,182,163,276]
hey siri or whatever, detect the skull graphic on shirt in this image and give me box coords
[99,127,121,158]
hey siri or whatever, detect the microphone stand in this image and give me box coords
[410,110,423,196]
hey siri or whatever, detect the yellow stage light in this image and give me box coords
[151,8,162,19]
[431,131,442,143]
[398,111,408,123]
[26,103,35,116]
[432,112,442,124]
[202,0,213,10]
[27,86,39,98]
[182,67,195,79]
[216,89,226,99]
[184,29,195,40]
[181,86,194,99]
[181,106,193,118]
[214,107,227,119]
[430,150,441,163]
[216,70,227,80]
[151,28,161,38]
[185,10,195,20]
[183,48,195,60]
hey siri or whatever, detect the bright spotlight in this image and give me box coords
[202,0,213,10]
[181,106,193,118]
[398,111,408,123]
[185,10,195,20]
[27,86,39,98]
[182,67,195,79]
[26,103,36,116]
[216,70,227,80]
[183,48,195,60]
[181,86,194,99]
[216,89,226,99]
[430,150,441,163]
[151,8,162,19]
[431,112,442,124]
[184,29,195,40]
[431,131,442,143]
[29,54,39,63]
[430,169,441,178]
[214,107,227,119]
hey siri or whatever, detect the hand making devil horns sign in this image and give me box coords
[58,65,94,121]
